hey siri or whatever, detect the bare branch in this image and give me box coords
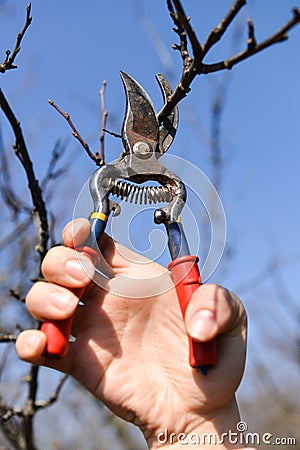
[0,3,32,73]
[202,8,300,73]
[0,89,49,263]
[35,375,68,410]
[103,128,122,139]
[0,335,17,343]
[0,217,32,252]
[203,0,246,55]
[159,3,300,121]
[9,289,26,303]
[23,365,39,450]
[171,0,202,61]
[235,251,300,294]
[41,139,68,190]
[0,402,22,422]
[247,17,257,49]
[99,80,108,165]
[0,148,32,217]
[167,0,190,65]
[48,99,102,166]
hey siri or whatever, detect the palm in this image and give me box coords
[58,249,246,436]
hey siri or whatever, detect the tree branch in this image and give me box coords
[0,3,32,73]
[41,139,68,191]
[103,128,122,139]
[171,0,203,61]
[35,375,68,410]
[247,18,257,49]
[48,99,102,166]
[167,0,192,66]
[0,148,32,218]
[158,2,300,121]
[0,217,32,252]
[202,0,246,55]
[22,365,39,450]
[0,335,17,343]
[0,89,49,263]
[202,8,300,72]
[99,80,108,165]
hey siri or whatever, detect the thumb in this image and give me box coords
[184,284,247,342]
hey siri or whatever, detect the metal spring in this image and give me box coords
[108,179,172,205]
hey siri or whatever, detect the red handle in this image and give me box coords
[168,255,217,369]
[41,246,100,357]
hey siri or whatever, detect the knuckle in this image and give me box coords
[41,246,74,278]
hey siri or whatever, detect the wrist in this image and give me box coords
[147,397,255,449]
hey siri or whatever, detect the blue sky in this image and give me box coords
[1,0,299,405]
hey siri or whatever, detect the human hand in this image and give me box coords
[16,218,249,449]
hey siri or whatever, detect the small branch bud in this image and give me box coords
[247,18,257,49]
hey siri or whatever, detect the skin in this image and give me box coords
[16,218,255,449]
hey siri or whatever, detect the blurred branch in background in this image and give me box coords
[0,1,299,449]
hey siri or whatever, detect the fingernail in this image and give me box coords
[25,333,44,351]
[72,219,83,239]
[65,256,94,281]
[189,309,218,341]
[49,290,76,312]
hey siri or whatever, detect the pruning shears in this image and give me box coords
[41,72,217,374]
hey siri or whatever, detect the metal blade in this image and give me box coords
[156,73,178,154]
[120,71,159,155]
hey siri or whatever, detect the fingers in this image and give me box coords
[62,218,166,276]
[41,245,95,288]
[184,284,247,342]
[62,218,124,268]
[62,218,90,248]
[16,330,47,364]
[16,330,71,374]
[26,281,79,321]
[28,243,96,321]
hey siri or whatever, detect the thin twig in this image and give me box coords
[0,217,32,252]
[0,149,32,218]
[9,289,26,303]
[235,251,300,294]
[202,8,300,72]
[35,375,68,410]
[48,99,102,165]
[203,0,246,55]
[0,3,32,73]
[247,18,257,49]
[99,80,108,165]
[0,335,17,343]
[167,0,190,66]
[41,139,68,190]
[0,89,49,263]
[0,402,22,422]
[103,128,122,139]
[171,0,202,61]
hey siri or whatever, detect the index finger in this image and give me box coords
[62,218,90,248]
[61,218,166,278]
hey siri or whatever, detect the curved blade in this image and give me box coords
[120,71,159,155]
[156,73,179,154]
